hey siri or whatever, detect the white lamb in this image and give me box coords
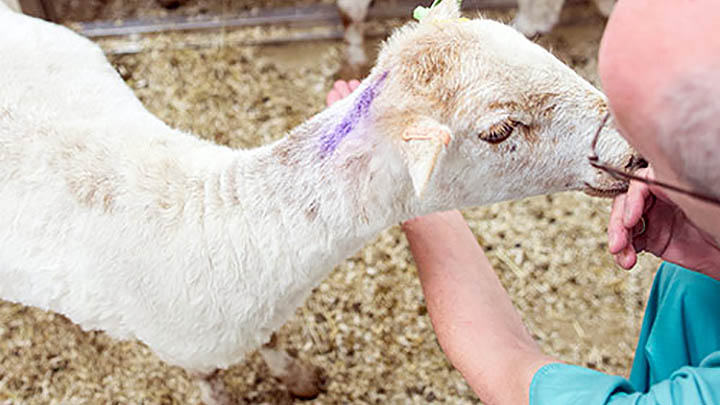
[514,0,616,37]
[0,0,639,403]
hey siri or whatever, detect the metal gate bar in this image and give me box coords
[75,0,525,38]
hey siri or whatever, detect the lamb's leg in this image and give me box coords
[338,20,370,80]
[337,0,372,80]
[0,0,20,13]
[593,0,615,17]
[192,370,233,405]
[513,0,566,37]
[259,336,326,400]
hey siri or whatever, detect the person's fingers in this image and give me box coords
[608,194,629,254]
[326,89,342,106]
[627,166,670,205]
[333,80,352,98]
[615,244,637,270]
[623,179,651,229]
[327,79,360,107]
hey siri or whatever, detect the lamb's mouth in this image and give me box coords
[582,182,629,198]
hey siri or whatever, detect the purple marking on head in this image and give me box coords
[319,71,389,157]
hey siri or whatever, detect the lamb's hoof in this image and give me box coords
[512,16,554,38]
[194,371,234,405]
[279,360,327,400]
[259,338,327,400]
[594,0,615,17]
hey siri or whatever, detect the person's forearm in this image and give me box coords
[403,210,555,404]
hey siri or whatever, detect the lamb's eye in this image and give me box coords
[479,119,522,144]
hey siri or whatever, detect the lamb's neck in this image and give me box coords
[234,73,416,282]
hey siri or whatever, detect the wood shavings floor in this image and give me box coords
[0,3,661,404]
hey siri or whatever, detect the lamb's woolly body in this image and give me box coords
[0,8,401,373]
[0,1,634,377]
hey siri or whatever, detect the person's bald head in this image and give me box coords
[599,0,720,237]
[599,0,720,127]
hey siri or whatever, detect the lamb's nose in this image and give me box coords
[625,154,649,172]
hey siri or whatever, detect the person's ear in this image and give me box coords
[399,117,453,198]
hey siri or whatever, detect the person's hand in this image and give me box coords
[608,167,720,273]
[326,79,361,107]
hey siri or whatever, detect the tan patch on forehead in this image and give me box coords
[404,46,455,86]
[488,93,558,119]
[525,92,559,120]
[488,100,522,111]
[526,92,558,107]
[397,33,462,101]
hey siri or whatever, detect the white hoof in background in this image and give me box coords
[594,0,616,17]
[260,346,326,400]
[194,371,234,405]
[512,14,556,37]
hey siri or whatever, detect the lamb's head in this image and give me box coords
[367,1,642,210]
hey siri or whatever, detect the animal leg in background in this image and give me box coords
[514,0,615,37]
[259,335,326,400]
[193,370,234,405]
[513,0,565,37]
[337,0,373,80]
[593,0,615,17]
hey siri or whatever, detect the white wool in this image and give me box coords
[0,3,633,376]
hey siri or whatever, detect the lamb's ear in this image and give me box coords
[400,118,453,198]
[421,0,462,22]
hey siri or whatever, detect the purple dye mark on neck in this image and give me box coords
[319,71,389,157]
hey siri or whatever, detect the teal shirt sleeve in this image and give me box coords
[530,353,720,404]
[531,263,720,404]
